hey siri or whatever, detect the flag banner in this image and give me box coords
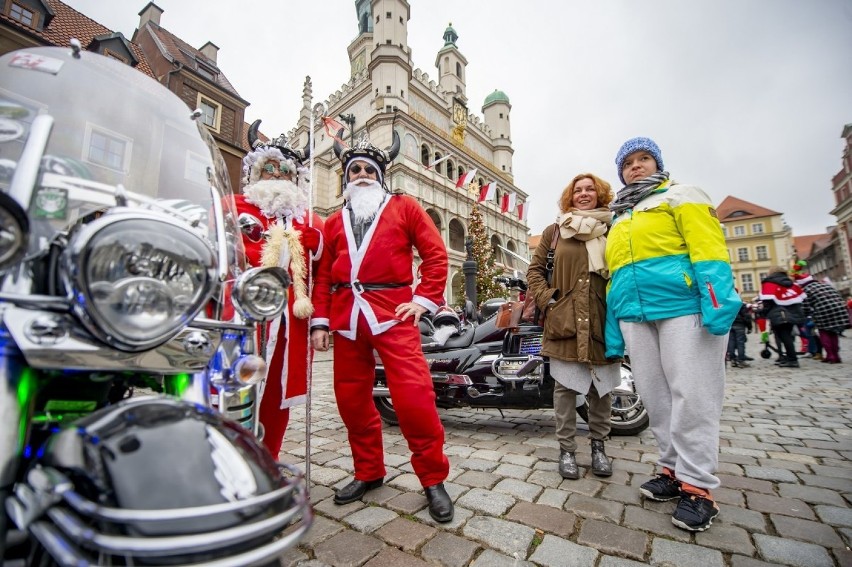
[427,153,454,170]
[501,192,517,213]
[478,181,497,202]
[322,116,348,146]
[517,200,529,220]
[455,168,477,189]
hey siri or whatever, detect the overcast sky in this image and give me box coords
[64,0,852,237]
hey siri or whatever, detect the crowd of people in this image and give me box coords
[235,126,849,535]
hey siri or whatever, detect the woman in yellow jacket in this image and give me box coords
[605,137,739,533]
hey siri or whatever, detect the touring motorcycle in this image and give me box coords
[0,45,311,565]
[373,291,649,436]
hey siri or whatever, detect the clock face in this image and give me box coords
[453,101,467,126]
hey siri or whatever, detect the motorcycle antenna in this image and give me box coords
[304,93,326,489]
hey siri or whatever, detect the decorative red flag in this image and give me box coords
[478,181,497,202]
[501,192,517,213]
[322,116,348,146]
[455,168,477,189]
[517,200,529,220]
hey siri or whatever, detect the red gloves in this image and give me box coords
[300,226,322,255]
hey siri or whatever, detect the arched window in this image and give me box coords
[448,218,466,252]
[506,241,518,270]
[457,165,464,180]
[490,235,503,265]
[456,62,462,78]
[426,209,442,232]
[446,159,455,180]
[444,56,449,74]
[420,144,430,166]
[433,152,443,173]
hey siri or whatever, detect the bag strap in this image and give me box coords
[544,223,559,285]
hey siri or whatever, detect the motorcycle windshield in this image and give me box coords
[0,47,244,296]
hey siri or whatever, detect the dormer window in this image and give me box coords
[10,3,35,26]
[197,66,215,81]
[196,95,221,132]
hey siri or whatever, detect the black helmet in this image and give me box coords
[7,397,311,565]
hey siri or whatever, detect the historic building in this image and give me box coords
[131,2,250,192]
[285,0,530,304]
[717,196,793,300]
[0,0,154,77]
[0,1,253,192]
[829,123,852,297]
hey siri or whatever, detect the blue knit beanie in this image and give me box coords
[615,137,663,184]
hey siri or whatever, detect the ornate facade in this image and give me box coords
[286,0,529,304]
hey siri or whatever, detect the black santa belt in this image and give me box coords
[331,281,407,293]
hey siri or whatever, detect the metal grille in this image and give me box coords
[518,335,542,355]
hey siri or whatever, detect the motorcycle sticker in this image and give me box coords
[34,187,68,219]
[9,52,64,74]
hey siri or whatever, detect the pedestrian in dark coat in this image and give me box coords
[793,270,849,364]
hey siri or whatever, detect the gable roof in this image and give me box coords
[0,0,155,78]
[716,195,780,222]
[793,234,828,260]
[139,21,243,101]
[528,234,541,250]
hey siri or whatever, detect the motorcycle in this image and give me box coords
[0,45,311,565]
[372,277,649,436]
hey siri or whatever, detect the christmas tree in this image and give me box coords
[466,203,505,303]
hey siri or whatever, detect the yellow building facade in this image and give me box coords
[717,196,794,300]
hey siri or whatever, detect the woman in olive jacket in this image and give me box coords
[526,173,621,480]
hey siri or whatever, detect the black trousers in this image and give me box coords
[773,323,797,361]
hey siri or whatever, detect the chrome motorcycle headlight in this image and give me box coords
[0,191,29,271]
[63,211,216,351]
[232,267,290,322]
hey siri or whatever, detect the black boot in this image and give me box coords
[424,483,454,523]
[558,450,579,479]
[333,477,384,505]
[590,439,613,477]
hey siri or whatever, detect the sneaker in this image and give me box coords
[736,360,751,368]
[640,473,681,501]
[672,493,720,532]
[813,353,823,360]
[779,360,800,368]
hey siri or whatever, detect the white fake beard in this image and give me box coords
[243,178,309,220]
[343,180,386,222]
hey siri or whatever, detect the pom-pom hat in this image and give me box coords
[615,137,664,184]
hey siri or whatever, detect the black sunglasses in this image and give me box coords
[349,164,377,175]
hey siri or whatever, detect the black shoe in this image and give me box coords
[424,483,454,523]
[640,473,681,501]
[671,492,720,532]
[333,478,384,505]
[558,450,579,479]
[743,356,754,361]
[590,439,612,477]
[779,360,799,368]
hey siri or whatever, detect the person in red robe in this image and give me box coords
[236,122,323,458]
[310,130,453,523]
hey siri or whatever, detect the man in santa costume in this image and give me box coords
[310,129,453,523]
[236,120,323,458]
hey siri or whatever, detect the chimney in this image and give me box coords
[199,41,219,64]
[138,2,163,27]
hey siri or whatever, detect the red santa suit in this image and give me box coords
[234,193,323,457]
[312,193,449,488]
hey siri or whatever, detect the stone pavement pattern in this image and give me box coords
[276,333,852,566]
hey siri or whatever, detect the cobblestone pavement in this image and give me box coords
[277,332,852,566]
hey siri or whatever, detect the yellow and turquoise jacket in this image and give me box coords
[604,183,740,358]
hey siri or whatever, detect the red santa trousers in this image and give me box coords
[333,314,449,488]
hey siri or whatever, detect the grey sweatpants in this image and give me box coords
[620,314,726,490]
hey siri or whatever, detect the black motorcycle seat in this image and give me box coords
[437,324,475,349]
